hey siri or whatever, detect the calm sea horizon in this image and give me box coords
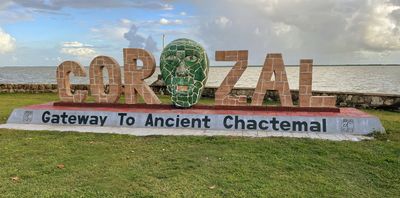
[1,65,399,94]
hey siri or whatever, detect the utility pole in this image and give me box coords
[163,34,165,49]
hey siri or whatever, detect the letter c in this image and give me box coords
[223,116,233,129]
[166,118,174,127]
[258,120,269,130]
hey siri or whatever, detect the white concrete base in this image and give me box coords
[0,123,373,142]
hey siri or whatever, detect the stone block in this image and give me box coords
[56,61,88,103]
[124,48,161,104]
[89,56,122,103]
[215,50,249,106]
[251,53,293,107]
[384,99,394,106]
[298,60,336,107]
[310,96,324,107]
[371,96,384,106]
[322,96,337,107]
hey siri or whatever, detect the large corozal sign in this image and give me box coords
[56,39,336,108]
[5,39,385,135]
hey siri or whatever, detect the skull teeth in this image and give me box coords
[177,85,188,92]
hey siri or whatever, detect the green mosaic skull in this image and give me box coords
[160,38,209,107]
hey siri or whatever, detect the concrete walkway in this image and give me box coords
[0,124,373,142]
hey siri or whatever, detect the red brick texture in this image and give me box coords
[89,56,122,103]
[123,48,161,104]
[299,60,336,107]
[251,54,293,107]
[56,61,88,102]
[215,50,248,106]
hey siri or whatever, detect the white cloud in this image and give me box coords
[361,3,400,51]
[45,56,63,62]
[193,0,400,64]
[0,28,16,54]
[215,16,231,28]
[272,22,292,36]
[159,18,183,25]
[162,4,174,10]
[160,18,169,25]
[254,27,261,35]
[0,9,33,23]
[2,0,173,11]
[174,19,183,24]
[62,41,93,48]
[91,19,132,41]
[2,0,400,65]
[0,1,12,9]
[0,1,174,26]
[60,41,97,58]
[120,18,132,25]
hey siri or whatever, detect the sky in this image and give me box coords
[0,0,400,66]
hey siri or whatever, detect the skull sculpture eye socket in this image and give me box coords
[160,38,209,108]
[185,55,198,63]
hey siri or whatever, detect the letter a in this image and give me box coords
[251,54,293,107]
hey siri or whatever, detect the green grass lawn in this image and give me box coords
[0,93,399,197]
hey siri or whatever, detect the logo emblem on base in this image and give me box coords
[341,119,354,133]
[23,111,33,123]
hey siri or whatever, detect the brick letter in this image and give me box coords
[123,48,161,104]
[56,61,88,103]
[299,59,336,107]
[251,54,293,107]
[214,50,248,106]
[89,56,122,103]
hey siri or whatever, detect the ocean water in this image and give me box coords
[0,66,399,94]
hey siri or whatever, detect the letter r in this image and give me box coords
[123,48,161,104]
